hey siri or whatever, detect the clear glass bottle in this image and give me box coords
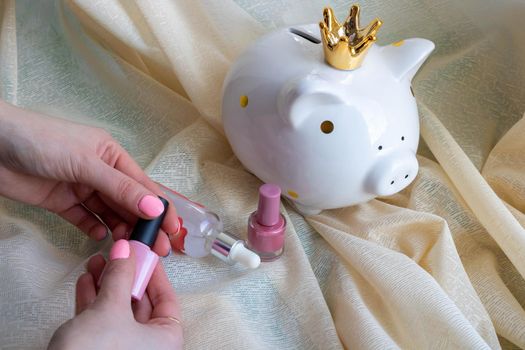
[160,184,260,269]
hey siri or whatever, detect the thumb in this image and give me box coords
[97,239,136,307]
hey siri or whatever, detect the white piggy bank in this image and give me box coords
[222,6,434,215]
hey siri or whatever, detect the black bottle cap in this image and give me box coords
[129,196,169,248]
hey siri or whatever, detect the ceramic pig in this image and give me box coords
[222,5,434,215]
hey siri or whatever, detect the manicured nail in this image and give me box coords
[138,195,164,217]
[110,239,130,260]
[163,248,171,258]
[174,216,182,234]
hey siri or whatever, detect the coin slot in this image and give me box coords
[290,28,321,44]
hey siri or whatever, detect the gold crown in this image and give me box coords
[319,5,382,70]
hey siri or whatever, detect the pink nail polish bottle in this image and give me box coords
[247,184,286,261]
[129,197,169,300]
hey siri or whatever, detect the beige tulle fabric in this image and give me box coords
[1,0,524,349]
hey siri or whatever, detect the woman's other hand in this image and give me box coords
[48,240,183,349]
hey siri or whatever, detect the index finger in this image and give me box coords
[113,148,180,235]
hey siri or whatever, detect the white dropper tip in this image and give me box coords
[230,244,261,269]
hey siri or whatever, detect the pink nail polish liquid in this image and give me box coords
[247,184,286,261]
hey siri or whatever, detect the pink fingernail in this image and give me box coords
[110,239,130,260]
[174,216,181,234]
[138,195,164,217]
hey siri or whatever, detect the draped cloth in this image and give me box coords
[0,0,524,348]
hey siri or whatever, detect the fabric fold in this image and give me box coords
[0,0,524,349]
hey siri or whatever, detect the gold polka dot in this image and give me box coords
[240,95,249,108]
[392,40,405,47]
[320,120,334,134]
[288,190,299,199]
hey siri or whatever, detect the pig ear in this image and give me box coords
[381,38,435,81]
[278,78,345,128]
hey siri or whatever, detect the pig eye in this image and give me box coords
[378,145,383,150]
[401,136,405,141]
[320,120,334,134]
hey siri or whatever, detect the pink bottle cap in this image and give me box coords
[256,184,281,226]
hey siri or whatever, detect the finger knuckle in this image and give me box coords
[71,154,94,183]
[94,128,118,151]
[116,177,137,204]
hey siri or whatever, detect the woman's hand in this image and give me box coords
[0,100,178,256]
[48,240,184,350]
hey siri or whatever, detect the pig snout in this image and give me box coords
[366,152,419,197]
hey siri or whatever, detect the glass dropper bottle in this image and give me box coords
[159,184,260,269]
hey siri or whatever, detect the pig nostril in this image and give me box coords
[390,180,395,185]
[405,174,409,179]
